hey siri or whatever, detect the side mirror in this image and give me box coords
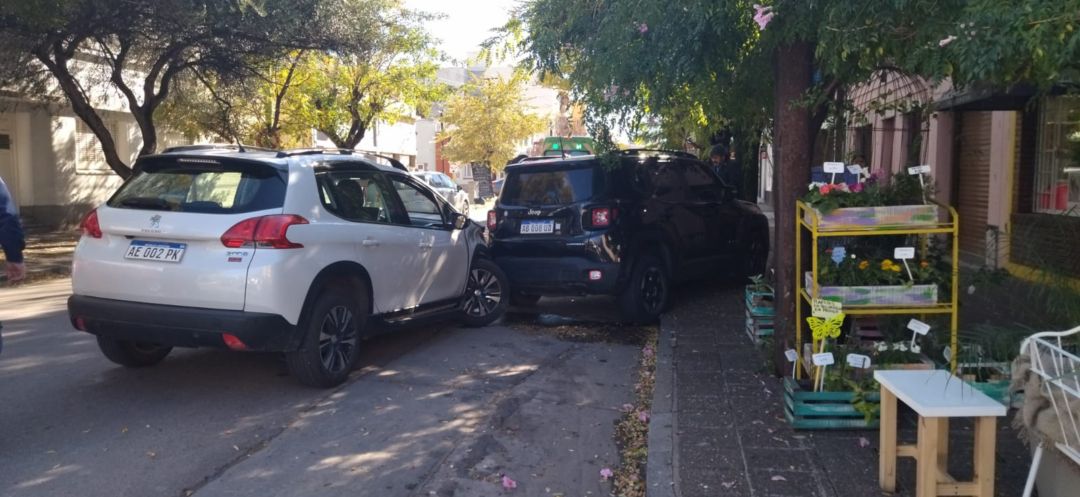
[451,212,469,230]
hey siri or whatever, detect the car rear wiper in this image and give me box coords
[117,197,174,211]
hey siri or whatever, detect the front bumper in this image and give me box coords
[495,256,622,295]
[67,295,300,351]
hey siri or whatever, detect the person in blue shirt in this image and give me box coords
[0,176,26,355]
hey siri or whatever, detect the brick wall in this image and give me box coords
[1010,213,1080,277]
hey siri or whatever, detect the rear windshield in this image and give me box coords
[501,165,601,206]
[108,159,286,214]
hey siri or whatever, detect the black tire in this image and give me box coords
[741,226,770,278]
[460,258,509,327]
[96,337,172,368]
[510,292,542,306]
[286,288,366,388]
[620,255,670,323]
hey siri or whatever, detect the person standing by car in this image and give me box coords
[0,176,27,355]
[709,144,742,198]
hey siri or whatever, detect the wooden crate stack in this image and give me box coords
[744,285,775,343]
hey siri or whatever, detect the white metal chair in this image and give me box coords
[1020,325,1080,497]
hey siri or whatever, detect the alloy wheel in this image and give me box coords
[318,305,358,374]
[464,267,503,317]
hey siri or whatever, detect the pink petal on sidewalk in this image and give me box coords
[501,475,518,490]
[771,475,787,481]
[638,411,650,423]
[600,467,614,480]
[859,437,871,448]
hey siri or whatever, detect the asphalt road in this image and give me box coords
[0,280,641,497]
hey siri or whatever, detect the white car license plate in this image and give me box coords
[125,240,186,263]
[520,219,555,234]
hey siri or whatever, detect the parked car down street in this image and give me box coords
[414,170,471,215]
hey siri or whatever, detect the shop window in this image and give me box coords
[1034,96,1080,215]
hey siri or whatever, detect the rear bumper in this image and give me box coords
[495,256,622,295]
[67,295,301,352]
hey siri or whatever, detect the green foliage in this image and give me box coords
[438,72,547,171]
[0,0,383,176]
[160,0,444,149]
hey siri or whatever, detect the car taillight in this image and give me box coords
[590,207,614,228]
[80,209,102,239]
[487,210,498,231]
[222,215,309,249]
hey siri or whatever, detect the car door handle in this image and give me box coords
[362,239,380,247]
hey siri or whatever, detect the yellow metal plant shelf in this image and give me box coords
[795,200,961,380]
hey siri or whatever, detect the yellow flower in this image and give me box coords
[858,260,869,270]
[880,260,894,270]
[891,265,901,272]
[920,261,929,268]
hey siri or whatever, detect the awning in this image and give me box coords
[934,84,1037,111]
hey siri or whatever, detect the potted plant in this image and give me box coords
[803,171,941,228]
[806,244,946,306]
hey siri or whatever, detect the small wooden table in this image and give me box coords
[874,370,1007,497]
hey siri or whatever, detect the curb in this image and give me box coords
[646,315,678,497]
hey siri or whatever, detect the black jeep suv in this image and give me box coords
[489,150,770,321]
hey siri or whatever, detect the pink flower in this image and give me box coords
[753,4,774,30]
[819,184,833,195]
[501,475,518,490]
[638,410,650,423]
[851,182,864,193]
[621,403,635,412]
[642,346,654,357]
[637,23,648,34]
[600,467,614,480]
[938,35,957,47]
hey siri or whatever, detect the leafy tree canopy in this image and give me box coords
[0,0,381,177]
[438,72,546,171]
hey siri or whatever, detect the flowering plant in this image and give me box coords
[816,246,946,288]
[803,171,931,214]
[871,341,925,365]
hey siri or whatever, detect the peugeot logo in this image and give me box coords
[150,214,161,229]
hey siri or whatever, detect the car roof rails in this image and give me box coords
[161,144,277,154]
[618,148,697,159]
[276,148,356,158]
[361,153,409,172]
[275,148,409,172]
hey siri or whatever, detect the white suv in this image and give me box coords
[67,147,509,387]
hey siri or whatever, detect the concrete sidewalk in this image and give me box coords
[647,282,1030,497]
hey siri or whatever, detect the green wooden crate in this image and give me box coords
[744,285,775,317]
[783,378,880,430]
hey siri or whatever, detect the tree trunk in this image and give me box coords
[770,41,815,375]
[35,50,133,179]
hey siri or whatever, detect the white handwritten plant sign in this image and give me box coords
[812,352,835,366]
[811,298,843,319]
[847,353,872,369]
[907,319,931,355]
